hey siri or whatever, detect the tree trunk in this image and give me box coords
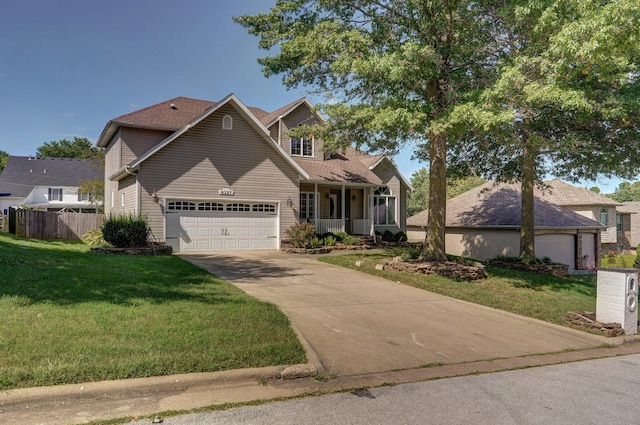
[520,144,536,259]
[420,130,448,261]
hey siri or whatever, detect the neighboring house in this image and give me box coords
[407,181,604,271]
[0,156,102,216]
[619,202,640,251]
[96,94,411,253]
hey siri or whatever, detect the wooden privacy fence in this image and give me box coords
[11,209,104,240]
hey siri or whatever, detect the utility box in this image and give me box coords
[596,269,638,335]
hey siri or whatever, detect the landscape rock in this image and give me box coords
[381,259,487,281]
[355,261,365,267]
[564,311,625,337]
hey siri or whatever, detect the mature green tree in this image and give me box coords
[236,1,522,261]
[0,150,8,174]
[408,167,485,217]
[589,187,601,194]
[36,137,103,160]
[443,0,640,259]
[78,178,105,213]
[610,182,640,202]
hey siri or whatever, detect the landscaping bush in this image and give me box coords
[634,244,640,268]
[324,235,337,246]
[333,231,349,242]
[81,229,110,247]
[341,234,362,245]
[310,237,324,248]
[102,214,149,248]
[394,231,408,242]
[286,222,316,248]
[382,229,395,242]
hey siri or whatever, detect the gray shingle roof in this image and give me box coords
[0,156,102,197]
[408,181,604,229]
[294,147,384,185]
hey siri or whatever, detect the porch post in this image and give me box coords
[368,187,375,237]
[341,185,345,232]
[314,183,318,225]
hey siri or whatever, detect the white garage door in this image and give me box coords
[165,201,279,252]
[535,233,575,269]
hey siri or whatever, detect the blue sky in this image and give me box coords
[0,0,623,193]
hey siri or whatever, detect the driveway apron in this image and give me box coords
[181,251,605,377]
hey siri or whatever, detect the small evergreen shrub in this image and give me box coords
[394,231,407,242]
[286,222,316,248]
[102,214,149,248]
[341,235,362,245]
[382,229,395,242]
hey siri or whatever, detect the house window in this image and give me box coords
[222,115,233,130]
[299,192,315,220]
[78,192,89,202]
[617,214,623,231]
[373,187,396,226]
[600,208,608,224]
[48,188,63,201]
[291,136,313,157]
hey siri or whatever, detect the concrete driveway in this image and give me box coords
[181,251,606,377]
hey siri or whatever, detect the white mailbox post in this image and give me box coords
[596,269,638,335]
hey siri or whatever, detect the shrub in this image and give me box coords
[310,237,324,248]
[341,235,362,245]
[382,229,395,242]
[286,222,316,248]
[324,235,337,246]
[634,244,640,268]
[333,231,349,242]
[81,229,110,247]
[102,214,149,248]
[394,231,407,242]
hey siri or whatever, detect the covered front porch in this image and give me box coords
[299,183,399,236]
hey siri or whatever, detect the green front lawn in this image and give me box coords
[320,248,598,327]
[0,234,305,390]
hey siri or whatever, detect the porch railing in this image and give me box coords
[352,219,372,235]
[312,219,345,235]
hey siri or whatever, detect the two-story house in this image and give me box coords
[96,94,411,253]
[0,156,102,217]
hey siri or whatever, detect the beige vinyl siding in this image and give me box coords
[137,103,299,241]
[277,103,323,160]
[120,128,172,165]
[104,133,122,217]
[350,189,364,220]
[446,229,520,260]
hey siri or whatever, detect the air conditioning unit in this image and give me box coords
[596,269,638,335]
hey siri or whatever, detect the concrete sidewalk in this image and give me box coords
[2,251,636,425]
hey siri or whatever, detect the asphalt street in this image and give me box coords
[129,354,640,425]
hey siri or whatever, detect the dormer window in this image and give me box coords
[222,115,233,130]
[291,135,313,157]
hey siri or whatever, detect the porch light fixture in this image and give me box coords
[151,190,158,202]
[352,195,357,201]
[326,193,330,199]
[287,197,293,207]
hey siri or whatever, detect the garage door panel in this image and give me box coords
[169,202,279,252]
[535,234,575,269]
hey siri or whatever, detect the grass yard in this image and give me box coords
[0,233,305,390]
[320,248,599,327]
[600,253,636,269]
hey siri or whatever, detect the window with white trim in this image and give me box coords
[168,201,196,211]
[198,202,224,211]
[299,192,315,220]
[78,192,89,202]
[48,188,63,201]
[617,213,623,231]
[227,203,251,212]
[253,204,277,213]
[373,187,396,226]
[291,135,313,157]
[222,115,233,130]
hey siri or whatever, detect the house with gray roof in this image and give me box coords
[0,156,102,216]
[96,94,411,253]
[407,181,605,271]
